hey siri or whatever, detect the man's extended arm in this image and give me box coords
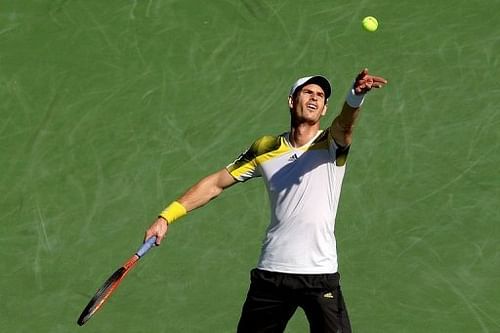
[145,168,237,244]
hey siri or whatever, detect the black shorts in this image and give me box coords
[237,269,351,333]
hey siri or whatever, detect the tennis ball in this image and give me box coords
[362,16,378,32]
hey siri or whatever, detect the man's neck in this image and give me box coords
[289,124,321,148]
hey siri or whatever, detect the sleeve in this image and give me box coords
[326,128,350,167]
[226,135,280,182]
[226,146,260,182]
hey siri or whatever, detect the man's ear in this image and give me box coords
[288,96,294,109]
[321,104,328,116]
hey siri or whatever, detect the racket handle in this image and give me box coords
[136,236,157,257]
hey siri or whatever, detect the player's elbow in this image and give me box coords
[331,124,353,147]
[208,183,224,199]
[200,175,225,200]
[342,130,353,146]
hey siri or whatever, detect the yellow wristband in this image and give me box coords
[159,201,187,225]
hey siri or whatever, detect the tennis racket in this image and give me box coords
[77,236,157,326]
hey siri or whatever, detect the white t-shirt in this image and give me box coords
[226,129,350,274]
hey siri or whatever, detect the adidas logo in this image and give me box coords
[323,292,334,299]
[288,153,299,161]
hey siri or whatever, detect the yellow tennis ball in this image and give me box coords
[362,16,378,32]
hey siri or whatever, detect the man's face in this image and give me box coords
[288,83,328,125]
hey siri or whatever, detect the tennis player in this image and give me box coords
[145,68,387,332]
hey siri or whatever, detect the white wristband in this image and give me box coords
[346,86,365,108]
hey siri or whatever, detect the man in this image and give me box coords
[145,69,387,332]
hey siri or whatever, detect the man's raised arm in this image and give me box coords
[331,68,387,147]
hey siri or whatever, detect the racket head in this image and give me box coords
[77,256,137,326]
[77,237,156,326]
[77,267,125,326]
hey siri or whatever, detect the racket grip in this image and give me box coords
[136,236,157,257]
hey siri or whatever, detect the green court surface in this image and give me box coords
[1,1,499,332]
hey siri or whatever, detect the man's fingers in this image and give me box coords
[354,73,387,94]
[370,78,387,89]
[144,218,168,246]
[145,229,163,245]
[371,75,388,84]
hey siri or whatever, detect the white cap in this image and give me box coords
[289,75,332,100]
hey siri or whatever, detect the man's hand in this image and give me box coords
[354,68,387,95]
[144,217,169,245]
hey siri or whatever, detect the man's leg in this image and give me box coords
[299,274,352,333]
[237,269,298,333]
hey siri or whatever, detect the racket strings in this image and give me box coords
[77,238,155,326]
[77,267,126,325]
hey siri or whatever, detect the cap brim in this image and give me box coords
[290,75,332,100]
